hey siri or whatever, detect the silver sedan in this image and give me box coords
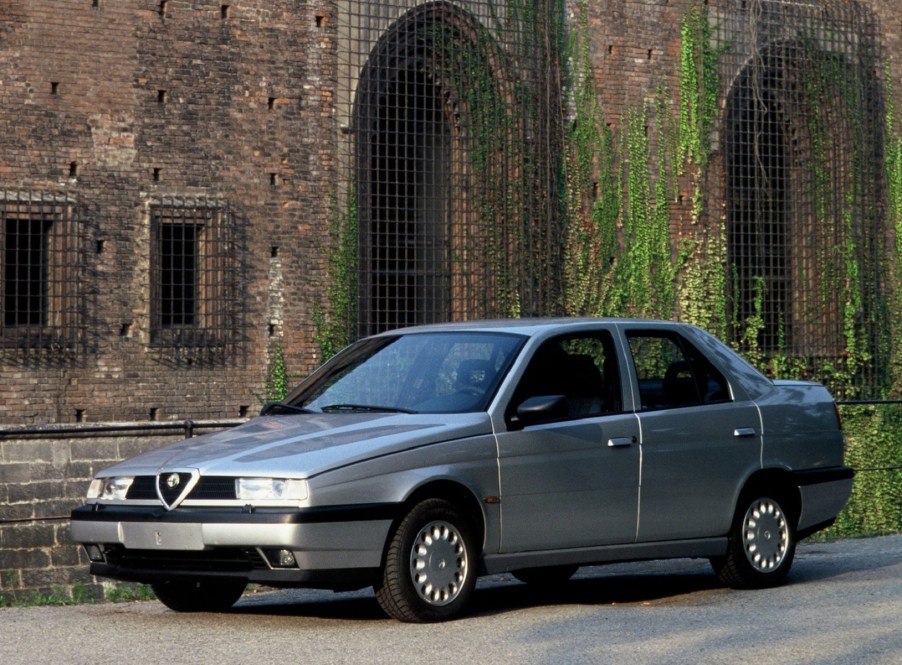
[71,319,853,622]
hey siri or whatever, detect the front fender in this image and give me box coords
[306,433,501,552]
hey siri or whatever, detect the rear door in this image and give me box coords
[623,328,762,541]
[496,330,641,552]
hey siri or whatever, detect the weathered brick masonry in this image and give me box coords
[1,0,900,601]
[0,0,338,427]
[0,0,337,601]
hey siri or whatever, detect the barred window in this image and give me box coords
[4,217,51,327]
[726,61,791,353]
[0,193,91,356]
[150,200,241,357]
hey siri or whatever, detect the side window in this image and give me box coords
[511,332,622,420]
[626,331,730,411]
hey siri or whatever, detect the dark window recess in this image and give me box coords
[150,200,244,360]
[1,193,93,358]
[726,63,789,354]
[159,222,198,327]
[4,218,50,327]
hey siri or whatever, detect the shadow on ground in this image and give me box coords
[230,567,724,622]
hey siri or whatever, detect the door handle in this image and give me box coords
[733,427,756,438]
[608,436,636,447]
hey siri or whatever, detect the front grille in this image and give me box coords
[127,476,157,500]
[189,477,237,500]
[104,546,267,572]
[125,475,237,501]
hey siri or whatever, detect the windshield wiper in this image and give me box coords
[319,404,417,414]
[260,402,313,416]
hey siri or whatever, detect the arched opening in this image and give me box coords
[725,60,792,352]
[716,1,887,397]
[353,2,514,337]
[365,65,451,334]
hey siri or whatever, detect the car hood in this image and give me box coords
[96,412,494,478]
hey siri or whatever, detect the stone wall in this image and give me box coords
[0,423,236,602]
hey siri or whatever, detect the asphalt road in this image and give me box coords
[2,535,899,665]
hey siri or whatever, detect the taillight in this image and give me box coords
[833,402,843,430]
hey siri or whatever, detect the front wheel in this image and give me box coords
[375,498,478,622]
[712,493,796,589]
[151,578,246,612]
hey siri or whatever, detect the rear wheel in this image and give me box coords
[151,579,246,612]
[712,492,796,589]
[375,498,477,622]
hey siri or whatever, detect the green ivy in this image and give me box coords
[678,7,722,171]
[313,192,358,363]
[562,2,620,316]
[828,405,902,537]
[885,61,902,394]
[264,339,289,403]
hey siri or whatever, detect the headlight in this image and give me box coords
[235,478,308,502]
[87,476,134,501]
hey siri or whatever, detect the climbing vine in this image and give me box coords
[677,6,721,171]
[885,61,902,393]
[313,192,358,362]
[562,2,619,317]
[263,339,289,402]
[315,0,899,403]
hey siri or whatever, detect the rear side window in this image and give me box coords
[626,331,730,411]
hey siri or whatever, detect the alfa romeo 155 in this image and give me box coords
[71,319,853,621]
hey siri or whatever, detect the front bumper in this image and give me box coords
[70,504,395,587]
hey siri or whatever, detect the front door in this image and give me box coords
[496,332,641,552]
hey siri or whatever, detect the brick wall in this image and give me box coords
[2,1,898,425]
[0,0,338,427]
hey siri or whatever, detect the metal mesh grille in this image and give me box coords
[0,192,94,360]
[338,0,565,337]
[150,198,244,363]
[714,0,885,396]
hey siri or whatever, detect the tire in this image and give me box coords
[375,498,478,622]
[512,565,578,586]
[151,578,246,612]
[712,492,796,589]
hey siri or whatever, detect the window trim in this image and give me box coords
[0,193,88,354]
[148,199,241,354]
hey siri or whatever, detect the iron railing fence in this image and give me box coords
[0,400,897,535]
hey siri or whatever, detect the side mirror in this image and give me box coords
[510,395,569,429]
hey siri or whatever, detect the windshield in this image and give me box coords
[285,332,526,414]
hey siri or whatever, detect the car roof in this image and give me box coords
[375,317,683,338]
